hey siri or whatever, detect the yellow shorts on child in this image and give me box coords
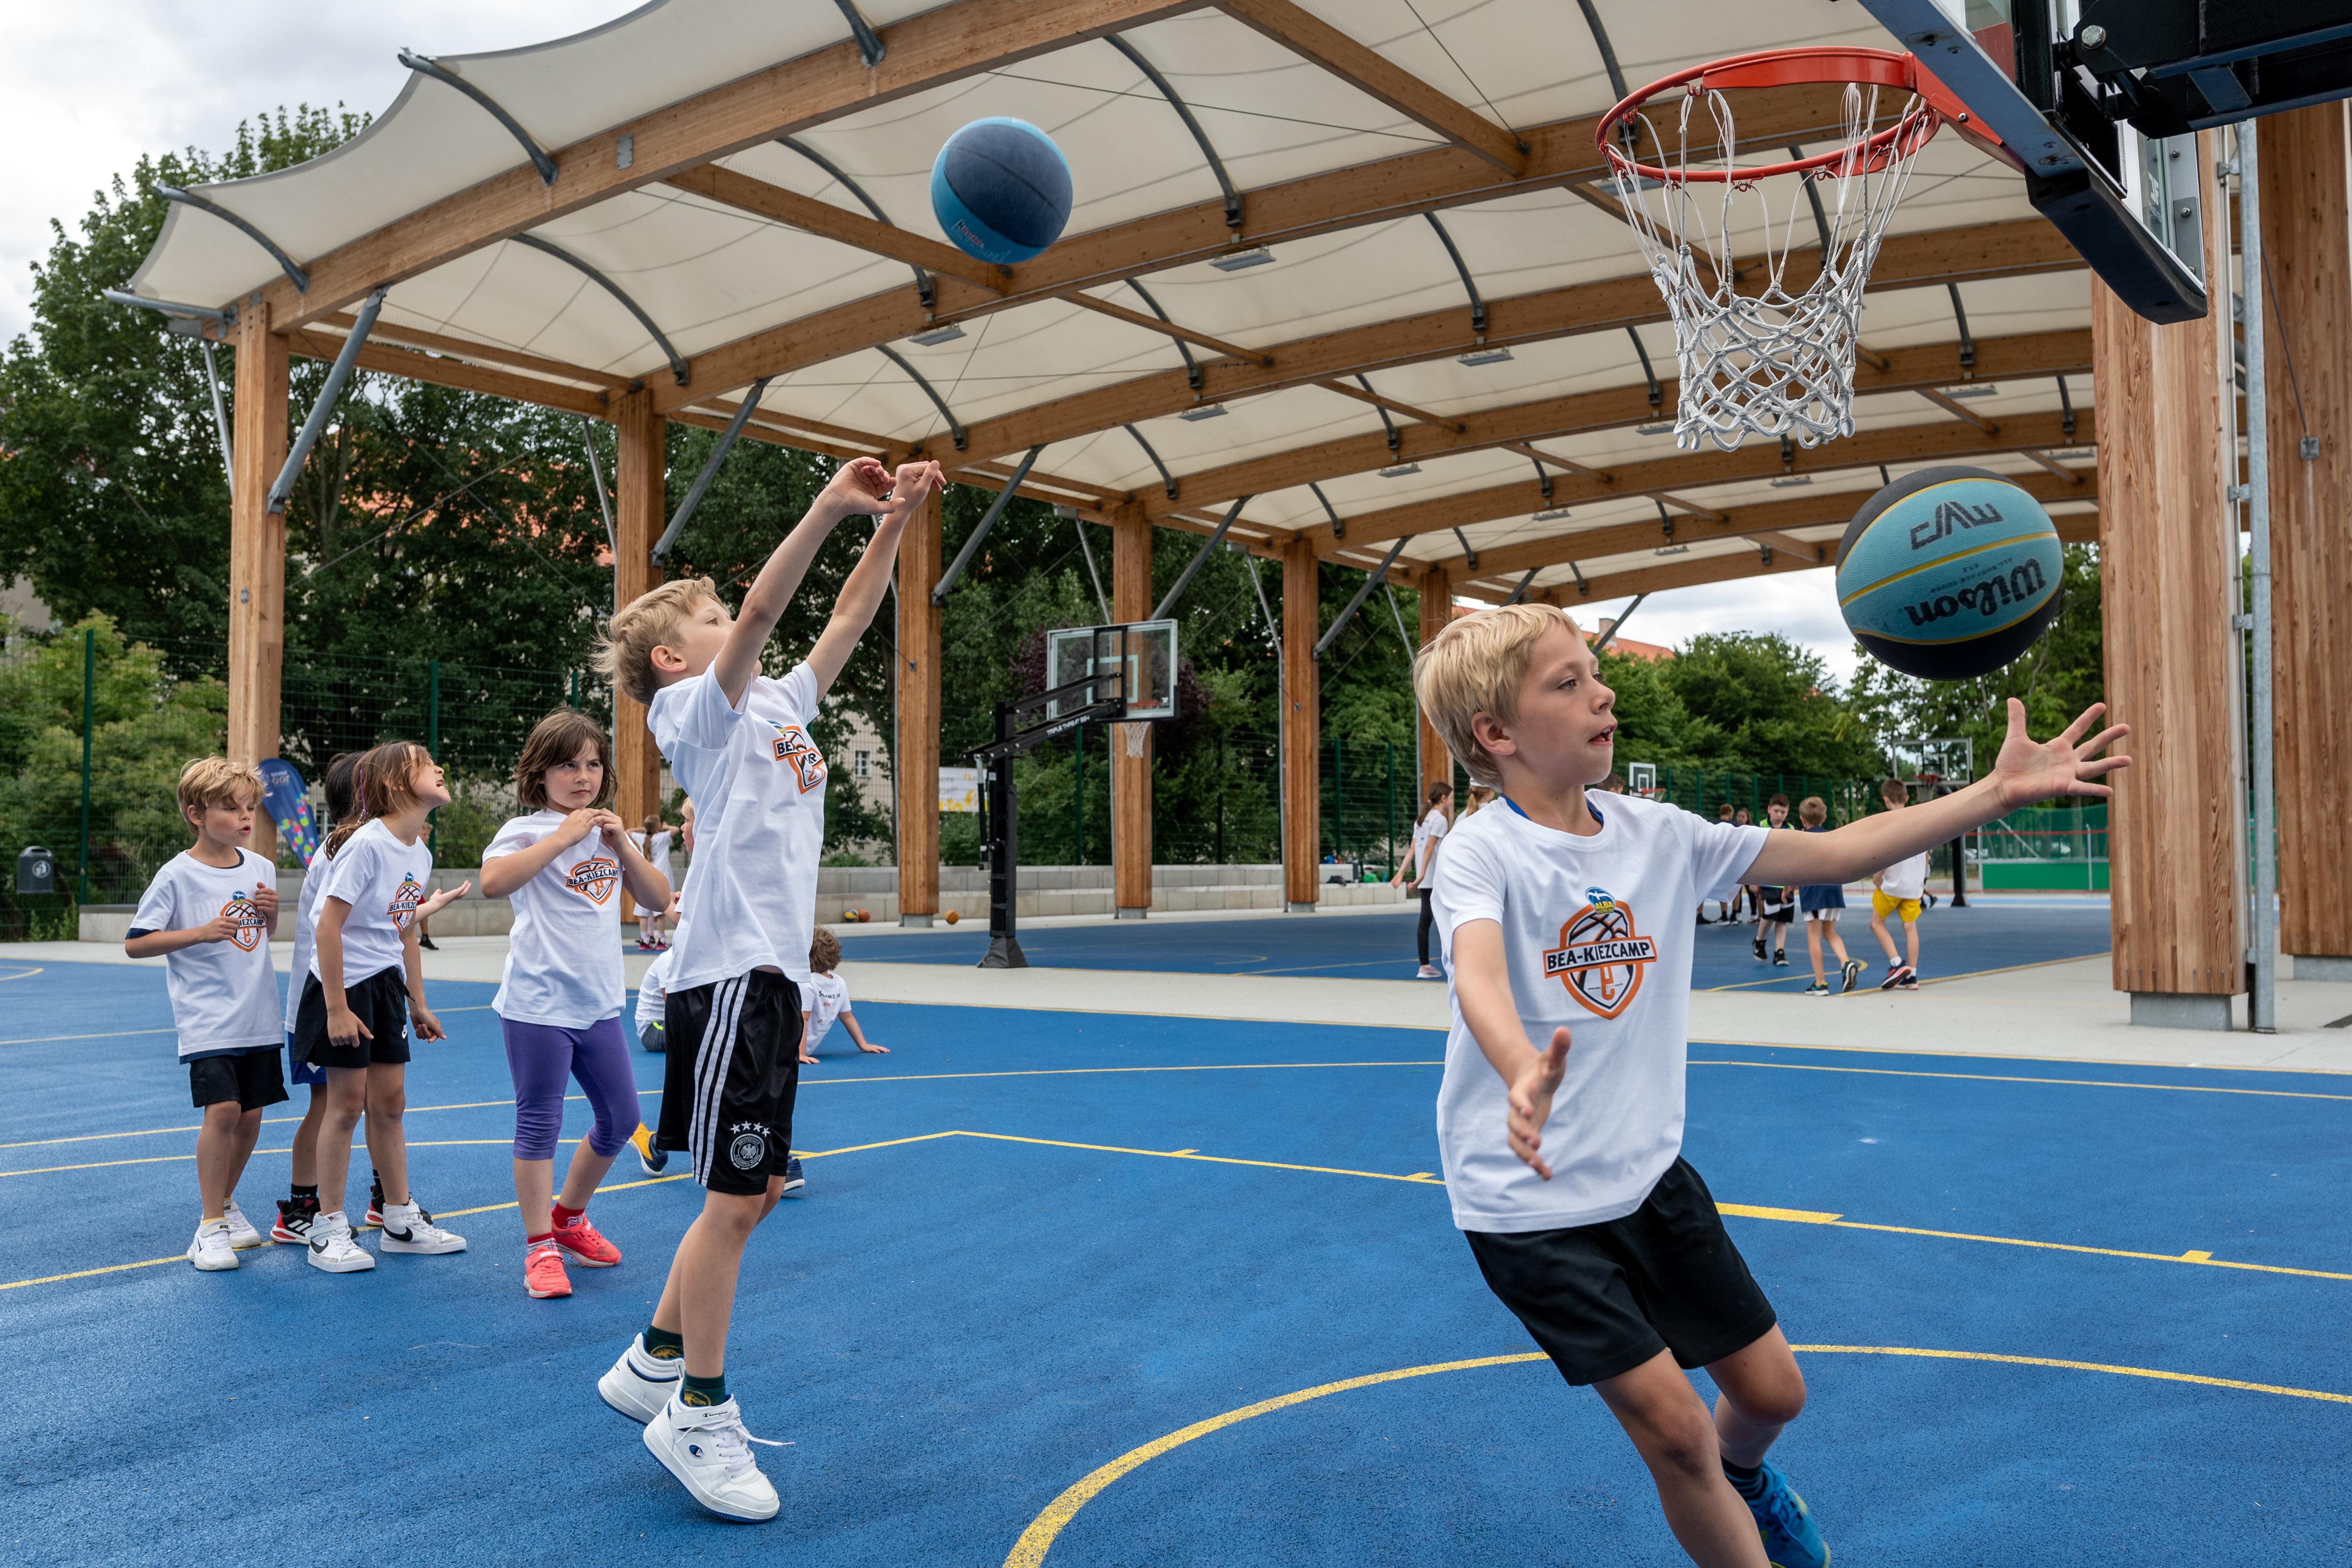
[1872,890,1922,922]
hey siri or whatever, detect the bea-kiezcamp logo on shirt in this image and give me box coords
[563,855,621,905]
[1542,886,1659,1020]
[220,892,268,952]
[766,722,827,794]
[388,874,426,930]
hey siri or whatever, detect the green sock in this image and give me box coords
[644,1325,684,1360]
[680,1371,728,1407]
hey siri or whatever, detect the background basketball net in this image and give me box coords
[1601,52,1948,453]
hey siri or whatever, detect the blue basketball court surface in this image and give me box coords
[5,918,2348,1566]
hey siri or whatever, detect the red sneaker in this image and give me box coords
[524,1241,572,1299]
[551,1214,621,1268]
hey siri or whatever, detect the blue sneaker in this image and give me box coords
[778,1156,805,1197]
[1744,1462,1828,1568]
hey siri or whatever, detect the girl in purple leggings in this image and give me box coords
[481,709,673,1300]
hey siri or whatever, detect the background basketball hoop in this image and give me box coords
[1598,47,1999,454]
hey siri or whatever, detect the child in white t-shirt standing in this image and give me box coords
[1868,777,1930,990]
[127,758,285,1270]
[293,740,471,1273]
[1390,781,1454,978]
[591,454,939,1521]
[1414,604,2128,1568]
[798,928,886,1064]
[633,813,676,951]
[272,750,361,1245]
[481,709,671,1300]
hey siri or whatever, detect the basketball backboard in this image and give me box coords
[1044,621,1177,723]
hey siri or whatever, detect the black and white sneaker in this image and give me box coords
[377,1200,466,1254]
[1880,963,1915,992]
[1773,950,1789,967]
[1752,934,1767,962]
[777,1158,805,1198]
[307,1211,375,1273]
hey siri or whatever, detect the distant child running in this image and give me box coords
[799,928,886,1064]
[293,741,471,1272]
[634,812,677,950]
[1412,603,2126,1568]
[593,453,940,1522]
[127,758,284,1270]
[1391,781,1454,978]
[273,751,361,1244]
[1869,777,1929,989]
[481,709,672,1300]
[1794,796,1865,996]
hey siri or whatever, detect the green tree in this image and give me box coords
[1660,630,1882,778]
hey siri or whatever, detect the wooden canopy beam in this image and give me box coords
[664,164,1012,291]
[319,311,635,392]
[286,328,611,418]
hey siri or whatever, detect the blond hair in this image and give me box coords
[1410,603,1581,789]
[595,577,722,705]
[177,757,263,821]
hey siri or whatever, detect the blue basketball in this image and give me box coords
[931,117,1073,264]
[1835,466,2064,680]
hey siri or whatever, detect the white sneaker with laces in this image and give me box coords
[307,1212,376,1273]
[599,1334,682,1423]
[218,1200,264,1250]
[188,1219,238,1271]
[376,1200,466,1254]
[1415,964,1443,979]
[643,1395,785,1521]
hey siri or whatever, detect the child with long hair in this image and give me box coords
[480,709,671,1300]
[293,741,471,1272]
[633,811,676,951]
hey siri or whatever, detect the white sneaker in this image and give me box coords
[306,1211,376,1273]
[218,1200,264,1250]
[376,1200,466,1254]
[1415,964,1443,979]
[188,1219,239,1271]
[599,1334,683,1423]
[643,1395,785,1521]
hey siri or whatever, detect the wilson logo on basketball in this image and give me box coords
[767,723,828,795]
[221,892,268,953]
[388,874,425,930]
[1907,499,2004,550]
[564,855,620,905]
[1542,888,1659,1020]
[1903,558,2047,628]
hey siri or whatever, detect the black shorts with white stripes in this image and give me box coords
[657,969,802,1196]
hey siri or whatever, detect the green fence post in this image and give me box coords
[1215,731,1227,867]
[1074,723,1085,865]
[78,625,94,900]
[427,658,441,853]
[1334,737,1345,864]
[1385,741,1396,878]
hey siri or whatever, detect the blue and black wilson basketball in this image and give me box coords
[1835,466,2064,681]
[930,118,1073,264]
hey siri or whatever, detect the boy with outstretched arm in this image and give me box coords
[1413,604,2126,1568]
[593,454,942,1522]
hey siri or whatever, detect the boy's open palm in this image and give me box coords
[416,880,471,920]
[820,456,897,517]
[1507,1027,1573,1180]
[1990,699,2131,810]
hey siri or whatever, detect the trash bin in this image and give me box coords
[16,846,56,897]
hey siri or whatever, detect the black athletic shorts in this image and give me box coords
[658,970,801,1197]
[189,1046,289,1111]
[1465,1158,1777,1386]
[291,967,413,1069]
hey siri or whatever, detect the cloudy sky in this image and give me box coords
[0,0,1859,683]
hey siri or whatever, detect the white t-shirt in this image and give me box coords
[649,663,827,992]
[285,857,333,1035]
[1879,847,1930,900]
[484,810,626,1027]
[802,971,849,1050]
[131,849,283,1060]
[311,819,432,986]
[635,946,673,1038]
[1429,793,1767,1234]
[633,830,674,916]
[1411,807,1449,883]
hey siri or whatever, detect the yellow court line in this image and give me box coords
[1,1094,596,1152]
[1002,1343,2352,1565]
[1688,1058,2352,1104]
[947,1130,1444,1185]
[0,967,45,982]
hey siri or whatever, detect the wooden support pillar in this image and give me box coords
[894,484,942,925]
[1111,506,1153,915]
[2259,103,2352,979]
[2093,130,2246,1027]
[1281,537,1321,911]
[226,303,288,860]
[1416,566,1451,805]
[613,391,664,828]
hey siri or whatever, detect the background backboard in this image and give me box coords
[1044,621,1178,723]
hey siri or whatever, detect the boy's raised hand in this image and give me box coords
[1989,699,2132,810]
[819,456,898,519]
[1507,1027,1573,1180]
[878,460,944,526]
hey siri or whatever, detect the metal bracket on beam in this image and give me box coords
[157,187,309,293]
[1425,213,1488,337]
[654,376,773,564]
[1451,527,1479,571]
[201,341,234,501]
[2055,374,2077,441]
[1107,35,1244,231]
[1126,278,1201,392]
[1361,375,1402,454]
[1315,537,1409,659]
[780,137,932,313]
[933,445,1044,604]
[1568,560,1590,597]
[1529,451,1554,502]
[1947,283,1976,377]
[877,344,968,450]
[1125,424,1178,500]
[511,233,690,386]
[1152,494,1250,620]
[1655,499,1674,540]
[1628,327,1662,414]
[1591,592,1647,652]
[1503,567,1541,605]
[268,285,386,515]
[832,0,886,68]
[102,289,234,327]
[1310,481,1345,540]
[400,50,557,186]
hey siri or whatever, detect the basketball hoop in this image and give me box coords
[1597,48,1991,453]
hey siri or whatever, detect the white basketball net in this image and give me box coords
[1605,81,1933,453]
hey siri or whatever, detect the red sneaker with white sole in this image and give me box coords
[524,1241,572,1299]
[552,1215,621,1268]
